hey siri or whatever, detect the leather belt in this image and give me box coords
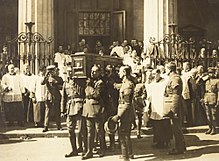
[206,91,216,93]
[119,101,131,104]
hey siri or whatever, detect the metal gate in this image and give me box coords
[149,25,219,69]
[149,33,196,67]
[4,22,54,74]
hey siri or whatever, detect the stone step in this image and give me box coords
[0,124,212,139]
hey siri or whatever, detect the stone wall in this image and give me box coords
[0,0,18,48]
[178,0,219,41]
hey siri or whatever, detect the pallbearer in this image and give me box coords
[203,67,219,135]
[82,64,106,160]
[61,66,84,157]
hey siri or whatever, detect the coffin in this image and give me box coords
[71,52,123,78]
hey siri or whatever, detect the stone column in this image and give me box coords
[143,0,178,51]
[18,0,54,73]
[168,0,178,25]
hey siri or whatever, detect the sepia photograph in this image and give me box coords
[0,0,219,161]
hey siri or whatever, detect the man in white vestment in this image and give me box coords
[1,64,25,126]
[32,65,47,127]
[20,64,35,123]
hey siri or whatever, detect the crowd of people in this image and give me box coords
[0,38,219,161]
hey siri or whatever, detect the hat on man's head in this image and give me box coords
[105,64,113,71]
[166,62,176,71]
[197,65,203,70]
[91,64,101,71]
[46,65,56,70]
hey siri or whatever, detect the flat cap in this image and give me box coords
[46,65,56,70]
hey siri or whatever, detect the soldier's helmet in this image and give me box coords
[104,116,118,135]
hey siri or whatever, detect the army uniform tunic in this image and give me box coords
[117,78,135,160]
[204,79,219,105]
[204,78,219,134]
[61,78,84,154]
[132,83,146,137]
[82,78,106,157]
[61,79,83,117]
[164,73,186,153]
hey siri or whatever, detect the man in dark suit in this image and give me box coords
[197,47,207,72]
[82,64,106,160]
[103,65,119,151]
[42,65,63,132]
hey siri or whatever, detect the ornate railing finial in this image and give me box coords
[25,22,35,33]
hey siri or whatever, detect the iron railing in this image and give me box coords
[5,22,54,74]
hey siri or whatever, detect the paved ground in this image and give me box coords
[0,121,211,138]
[1,123,219,161]
[1,132,219,161]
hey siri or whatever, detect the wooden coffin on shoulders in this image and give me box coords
[71,52,123,78]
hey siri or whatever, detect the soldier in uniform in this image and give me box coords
[132,73,146,139]
[103,65,119,151]
[61,67,84,157]
[112,65,135,161]
[82,64,106,160]
[203,67,219,135]
[164,62,186,155]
